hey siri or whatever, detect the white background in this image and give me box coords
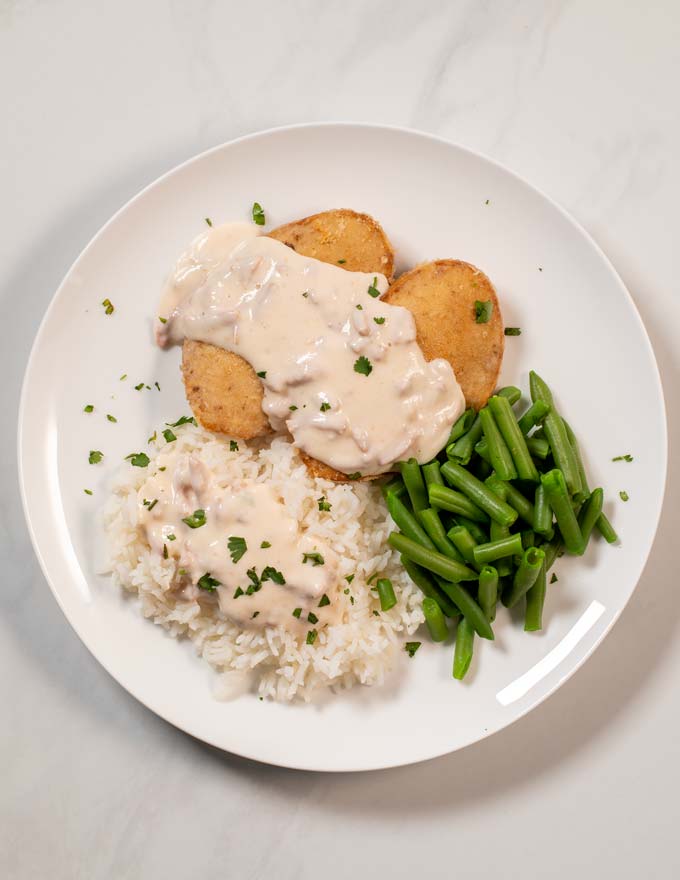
[2,1,679,877]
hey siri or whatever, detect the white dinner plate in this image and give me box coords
[19,124,667,772]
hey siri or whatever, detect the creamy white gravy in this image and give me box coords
[157,222,465,475]
[138,450,340,631]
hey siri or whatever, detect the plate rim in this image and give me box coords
[17,121,669,771]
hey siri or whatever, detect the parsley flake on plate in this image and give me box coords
[101,298,114,315]
[317,496,331,512]
[367,276,380,298]
[353,356,372,377]
[252,202,265,226]
[262,566,285,585]
[125,452,150,468]
[197,573,220,592]
[474,300,493,324]
[302,552,324,567]
[88,450,103,464]
[404,641,421,658]
[182,508,206,529]
[228,536,247,563]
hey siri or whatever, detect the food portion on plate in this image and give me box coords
[102,206,617,701]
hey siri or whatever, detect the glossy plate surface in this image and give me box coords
[19,124,667,771]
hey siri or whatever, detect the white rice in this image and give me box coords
[102,423,424,702]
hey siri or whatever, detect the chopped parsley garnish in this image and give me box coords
[302,291,309,298]
[404,641,421,658]
[373,316,385,325]
[504,327,521,336]
[197,573,220,592]
[163,428,177,443]
[366,572,380,586]
[343,588,350,595]
[125,452,150,467]
[619,490,629,502]
[356,304,363,310]
[307,612,319,624]
[474,300,493,324]
[166,415,197,428]
[107,414,117,423]
[178,569,188,576]
[260,541,271,549]
[119,374,127,381]
[262,566,285,585]
[205,217,213,227]
[550,573,558,584]
[337,259,346,264]
[252,202,265,226]
[345,574,355,584]
[317,496,331,512]
[347,472,361,481]
[252,611,260,619]
[256,371,267,379]
[612,454,634,462]
[302,552,325,567]
[233,587,244,599]
[84,488,93,496]
[292,607,302,618]
[245,568,261,594]
[367,276,380,298]
[289,405,298,411]
[158,466,166,471]
[163,544,168,559]
[144,498,158,511]
[134,382,144,391]
[154,381,161,391]
[306,629,318,645]
[83,404,94,413]
[148,430,157,444]
[167,534,176,541]
[373,610,380,616]
[318,594,330,607]
[353,356,372,377]
[228,536,247,563]
[88,450,103,464]
[101,298,114,315]
[320,402,331,412]
[158,317,167,324]
[229,440,239,452]
[182,508,206,529]
[485,199,490,205]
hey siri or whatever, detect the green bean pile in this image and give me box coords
[385,371,618,680]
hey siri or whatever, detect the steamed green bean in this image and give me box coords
[541,469,584,555]
[453,616,475,679]
[488,394,539,481]
[441,461,518,526]
[504,546,545,608]
[388,532,478,582]
[423,597,449,642]
[479,407,517,481]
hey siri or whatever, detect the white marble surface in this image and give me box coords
[1,0,679,876]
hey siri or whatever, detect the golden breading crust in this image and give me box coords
[180,210,395,477]
[383,260,504,411]
[268,208,395,280]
